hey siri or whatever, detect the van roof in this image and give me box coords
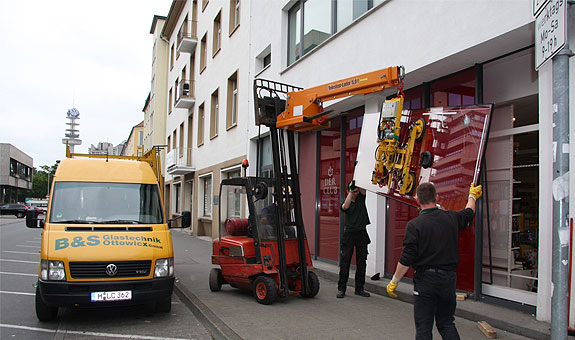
[54,158,158,184]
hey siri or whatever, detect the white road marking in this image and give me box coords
[0,291,35,296]
[0,324,193,340]
[16,245,39,248]
[3,251,39,255]
[0,259,37,264]
[0,271,37,277]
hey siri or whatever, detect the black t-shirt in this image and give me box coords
[399,207,474,272]
[341,192,371,232]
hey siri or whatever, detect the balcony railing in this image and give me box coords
[177,20,198,54]
[166,147,195,175]
[175,80,196,109]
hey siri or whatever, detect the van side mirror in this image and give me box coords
[182,211,191,228]
[26,210,39,228]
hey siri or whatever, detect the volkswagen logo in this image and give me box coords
[105,264,118,277]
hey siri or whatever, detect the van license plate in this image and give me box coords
[91,290,132,302]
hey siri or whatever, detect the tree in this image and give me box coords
[30,164,58,199]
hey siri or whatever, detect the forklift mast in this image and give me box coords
[253,66,404,298]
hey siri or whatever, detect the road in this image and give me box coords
[0,216,213,340]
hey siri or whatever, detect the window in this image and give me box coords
[202,0,208,11]
[430,68,475,107]
[227,71,238,129]
[255,45,271,75]
[167,136,171,152]
[174,183,181,214]
[198,103,205,147]
[170,44,175,70]
[200,33,207,72]
[172,130,177,150]
[257,136,273,178]
[210,89,219,139]
[225,169,241,217]
[263,53,271,68]
[229,0,240,34]
[287,0,385,66]
[213,11,222,56]
[201,175,212,217]
[168,88,173,113]
[179,123,184,157]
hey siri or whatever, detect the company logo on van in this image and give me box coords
[54,234,163,251]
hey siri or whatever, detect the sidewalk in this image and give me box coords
[170,229,553,340]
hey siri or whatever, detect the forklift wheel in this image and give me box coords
[209,268,224,292]
[253,276,278,305]
[300,271,320,298]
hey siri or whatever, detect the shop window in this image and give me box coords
[403,85,424,110]
[201,175,212,217]
[225,169,241,218]
[257,136,273,178]
[430,69,475,107]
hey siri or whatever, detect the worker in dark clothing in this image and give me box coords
[337,180,371,298]
[386,182,482,340]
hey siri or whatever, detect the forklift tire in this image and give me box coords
[253,276,278,305]
[209,268,224,292]
[35,286,58,322]
[300,271,320,298]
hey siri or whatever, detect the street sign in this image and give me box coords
[535,0,566,70]
[533,0,549,16]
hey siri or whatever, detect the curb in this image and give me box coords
[174,281,243,340]
[313,266,550,340]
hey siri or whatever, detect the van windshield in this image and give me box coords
[50,182,164,224]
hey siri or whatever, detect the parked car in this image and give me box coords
[0,203,30,218]
[26,200,48,214]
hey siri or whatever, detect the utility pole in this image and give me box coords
[551,2,573,337]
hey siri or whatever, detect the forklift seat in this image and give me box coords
[225,218,250,236]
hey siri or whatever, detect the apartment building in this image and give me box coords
[160,0,248,235]
[143,15,169,163]
[245,0,574,325]
[121,121,144,157]
[88,142,122,156]
[0,143,33,203]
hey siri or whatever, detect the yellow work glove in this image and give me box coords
[386,280,398,298]
[469,183,483,200]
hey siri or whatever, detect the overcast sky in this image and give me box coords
[0,0,172,168]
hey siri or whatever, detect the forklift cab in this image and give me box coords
[211,176,317,304]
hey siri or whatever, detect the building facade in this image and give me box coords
[0,143,33,203]
[88,142,122,156]
[121,121,144,157]
[160,0,249,235]
[244,0,574,324]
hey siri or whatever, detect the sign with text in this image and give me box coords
[533,0,549,16]
[535,0,566,70]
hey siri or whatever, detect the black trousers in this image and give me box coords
[337,229,370,292]
[413,270,460,340]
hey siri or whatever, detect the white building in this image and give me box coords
[245,0,574,325]
[160,0,248,233]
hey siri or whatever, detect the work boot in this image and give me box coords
[336,290,345,298]
[355,290,370,297]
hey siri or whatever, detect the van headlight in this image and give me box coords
[41,260,66,281]
[154,258,174,278]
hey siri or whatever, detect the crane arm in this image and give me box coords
[277,66,404,131]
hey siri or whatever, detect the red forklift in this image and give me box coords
[210,66,404,304]
[209,79,319,304]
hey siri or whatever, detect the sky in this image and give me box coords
[0,0,172,168]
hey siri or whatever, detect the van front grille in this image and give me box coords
[69,261,152,279]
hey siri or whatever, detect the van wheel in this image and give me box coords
[155,296,171,313]
[253,276,277,305]
[35,286,58,321]
[300,271,320,298]
[16,212,24,218]
[209,268,223,292]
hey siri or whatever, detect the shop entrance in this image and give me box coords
[482,95,539,305]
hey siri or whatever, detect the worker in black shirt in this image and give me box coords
[386,182,482,340]
[337,180,371,298]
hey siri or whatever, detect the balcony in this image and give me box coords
[166,148,195,175]
[177,20,198,54]
[175,80,196,109]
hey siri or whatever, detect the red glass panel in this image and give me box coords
[318,118,341,261]
[404,85,424,110]
[431,69,475,107]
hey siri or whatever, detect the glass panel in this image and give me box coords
[226,171,241,218]
[404,86,424,110]
[287,5,301,65]
[303,0,331,55]
[385,199,418,278]
[318,118,341,261]
[50,182,163,224]
[203,177,212,217]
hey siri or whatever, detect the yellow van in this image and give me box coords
[26,150,190,321]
